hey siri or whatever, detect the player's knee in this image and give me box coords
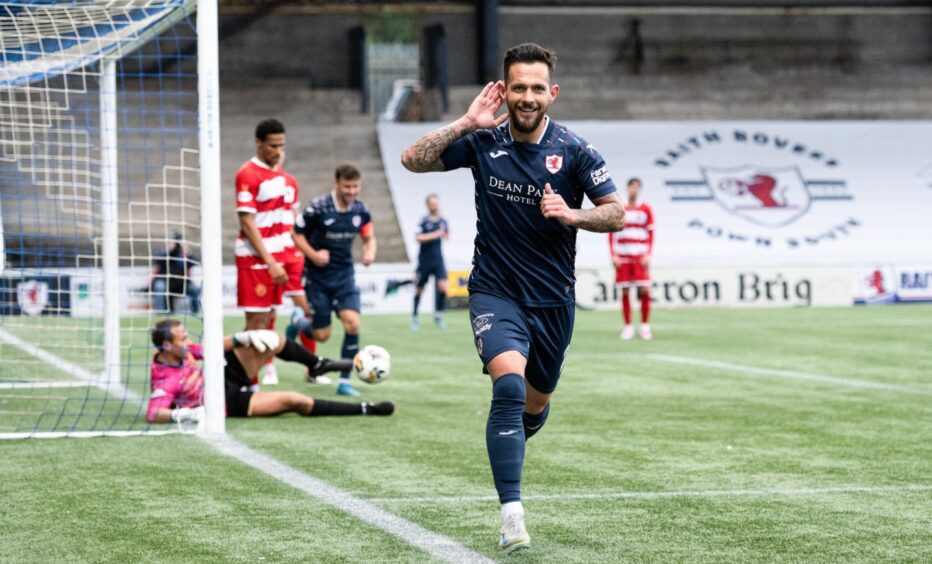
[313,328,331,342]
[290,393,312,413]
[492,373,526,403]
[343,318,361,335]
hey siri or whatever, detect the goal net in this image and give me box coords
[0,0,213,438]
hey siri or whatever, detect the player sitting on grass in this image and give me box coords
[147,319,394,424]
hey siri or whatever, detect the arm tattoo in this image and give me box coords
[402,119,473,173]
[574,193,626,233]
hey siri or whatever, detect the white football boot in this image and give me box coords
[639,324,653,341]
[499,508,530,553]
[620,324,635,340]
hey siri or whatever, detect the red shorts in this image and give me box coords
[237,265,285,311]
[615,259,650,287]
[282,249,305,296]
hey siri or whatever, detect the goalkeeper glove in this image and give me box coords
[232,330,280,353]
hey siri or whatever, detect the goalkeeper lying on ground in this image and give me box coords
[147,319,394,424]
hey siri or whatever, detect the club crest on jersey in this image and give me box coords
[352,215,361,228]
[544,154,563,174]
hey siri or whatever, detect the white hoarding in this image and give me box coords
[576,266,853,309]
[380,121,932,271]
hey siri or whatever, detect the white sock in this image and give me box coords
[501,501,523,519]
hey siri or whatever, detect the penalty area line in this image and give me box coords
[200,434,493,564]
[367,484,932,505]
[643,353,932,396]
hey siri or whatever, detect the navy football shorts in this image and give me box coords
[305,276,361,329]
[468,291,574,394]
[415,261,447,288]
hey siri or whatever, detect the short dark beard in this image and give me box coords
[508,104,547,135]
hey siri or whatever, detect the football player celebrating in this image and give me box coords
[401,43,625,553]
[290,164,376,397]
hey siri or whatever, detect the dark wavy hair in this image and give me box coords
[503,43,557,82]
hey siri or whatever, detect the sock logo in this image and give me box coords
[498,429,519,436]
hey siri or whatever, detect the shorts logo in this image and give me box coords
[255,283,268,297]
[472,313,494,336]
[476,337,483,355]
[545,154,563,174]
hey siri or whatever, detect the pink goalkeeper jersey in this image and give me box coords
[147,344,204,422]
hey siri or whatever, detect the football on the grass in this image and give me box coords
[353,345,391,384]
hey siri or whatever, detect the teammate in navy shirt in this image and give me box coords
[401,43,625,553]
[292,164,377,397]
[411,194,450,331]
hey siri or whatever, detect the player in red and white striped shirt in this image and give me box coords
[235,119,310,385]
[608,178,655,340]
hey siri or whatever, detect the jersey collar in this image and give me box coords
[250,157,274,171]
[330,191,352,213]
[507,115,551,145]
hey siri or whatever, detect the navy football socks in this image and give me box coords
[486,373,526,504]
[522,402,550,440]
[340,333,359,381]
[435,289,446,313]
[413,294,421,316]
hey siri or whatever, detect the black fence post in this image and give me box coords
[425,24,449,114]
[348,25,367,114]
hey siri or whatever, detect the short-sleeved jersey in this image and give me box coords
[609,202,654,261]
[417,215,448,266]
[147,344,204,422]
[234,157,299,269]
[441,118,617,307]
[295,193,372,283]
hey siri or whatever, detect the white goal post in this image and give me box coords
[0,0,223,438]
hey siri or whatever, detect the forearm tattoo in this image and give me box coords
[403,120,473,172]
[575,196,626,233]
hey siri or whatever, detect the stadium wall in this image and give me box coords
[217,5,931,88]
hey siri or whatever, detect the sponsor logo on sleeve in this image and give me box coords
[591,166,610,186]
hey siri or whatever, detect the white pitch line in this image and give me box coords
[644,353,932,396]
[0,328,139,401]
[0,381,94,390]
[367,484,932,505]
[201,434,493,564]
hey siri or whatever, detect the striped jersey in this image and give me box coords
[234,157,299,269]
[609,202,654,261]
